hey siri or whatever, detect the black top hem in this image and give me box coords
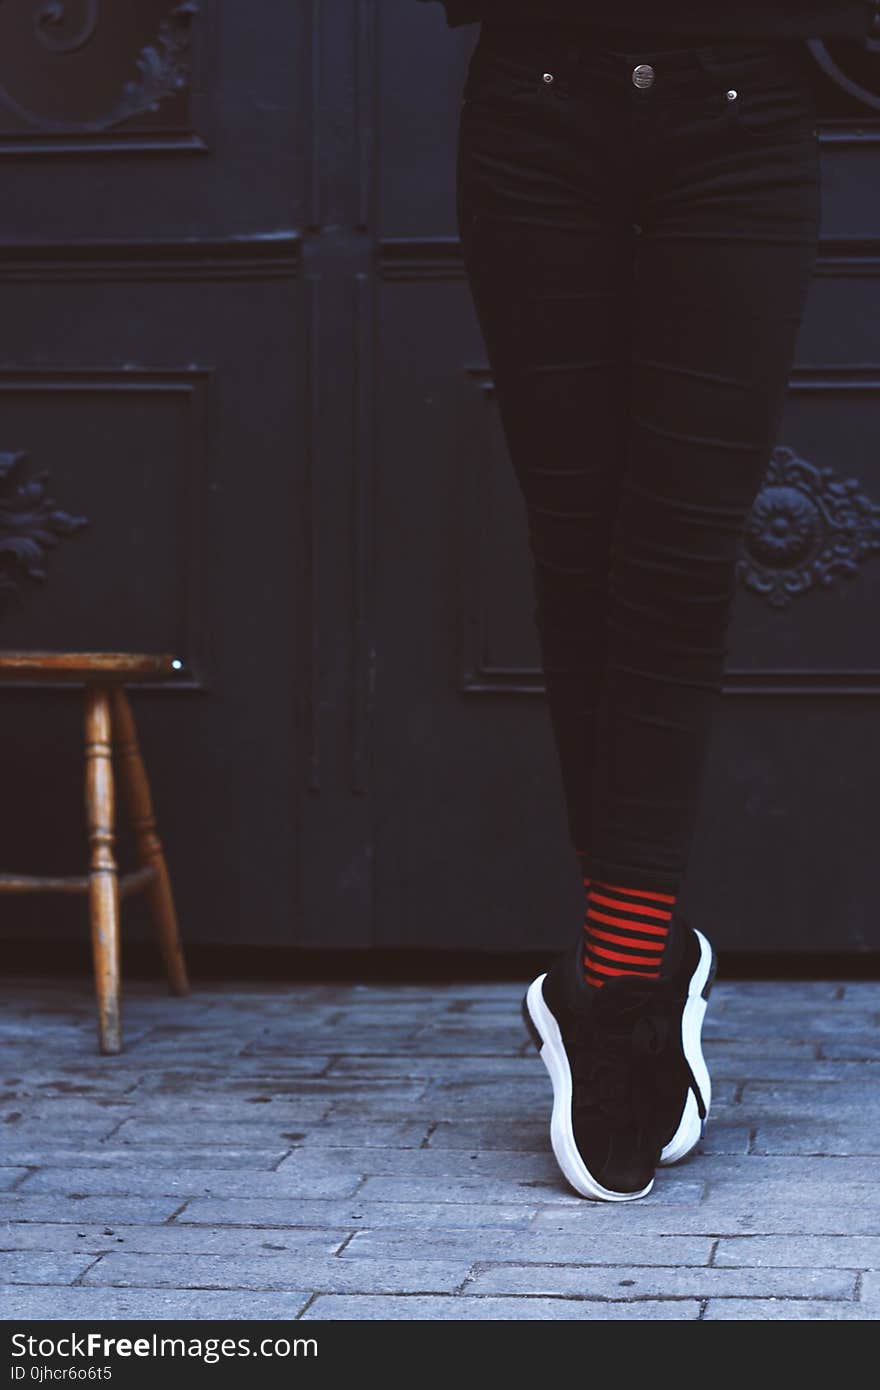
[419,1,876,40]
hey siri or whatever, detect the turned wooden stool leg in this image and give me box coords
[110,685,189,996]
[84,682,122,1055]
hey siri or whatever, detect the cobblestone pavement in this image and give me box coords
[2,973,879,1321]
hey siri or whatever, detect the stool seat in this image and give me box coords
[0,650,178,681]
[0,649,189,1053]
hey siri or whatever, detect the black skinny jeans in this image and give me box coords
[456,23,822,895]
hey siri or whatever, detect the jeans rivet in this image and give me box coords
[543,72,554,84]
[726,89,738,101]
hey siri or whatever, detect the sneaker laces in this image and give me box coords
[571,988,673,1135]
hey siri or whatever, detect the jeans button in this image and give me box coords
[632,64,655,89]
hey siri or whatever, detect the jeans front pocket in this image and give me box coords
[704,48,818,142]
[461,40,570,110]
[728,79,817,141]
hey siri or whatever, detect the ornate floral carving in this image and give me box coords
[0,1,199,133]
[114,2,200,124]
[738,445,880,607]
[0,450,89,613]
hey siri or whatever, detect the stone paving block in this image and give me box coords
[704,1058,880,1083]
[301,1295,702,1320]
[2,1148,290,1171]
[342,983,519,1002]
[704,1182,879,1209]
[296,1119,431,1148]
[428,1121,550,1151]
[326,1056,535,1079]
[712,983,846,1003]
[415,1079,574,1115]
[321,1095,541,1118]
[177,1198,535,1230]
[350,1175,599,1206]
[532,1206,880,1236]
[750,1123,880,1156]
[83,1252,472,1294]
[330,999,449,1019]
[395,1031,527,1057]
[111,1118,329,1145]
[703,1299,868,1320]
[714,1235,880,1268]
[279,1147,561,1180]
[110,1096,351,1119]
[688,1154,880,1182]
[0,1021,96,1040]
[129,1059,336,1089]
[1,1120,122,1143]
[97,1098,271,1123]
[740,1080,880,1106]
[241,1027,423,1057]
[0,1251,97,1285]
[3,1102,137,1127]
[696,1126,752,1156]
[355,1174,706,1207]
[3,1071,143,1097]
[342,1229,712,1266]
[837,984,880,1001]
[857,1272,880,1307]
[18,1169,363,1200]
[468,1264,857,1300]
[739,1102,880,1129]
[819,1041,880,1061]
[332,983,481,1001]
[2,1286,311,1320]
[707,1010,848,1033]
[701,1040,818,1061]
[130,1050,332,1073]
[0,1222,349,1257]
[148,1079,428,1104]
[3,1195,184,1225]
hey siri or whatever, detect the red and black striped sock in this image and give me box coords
[581,875,677,988]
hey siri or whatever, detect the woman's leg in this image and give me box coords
[457,22,821,1199]
[457,25,635,871]
[457,25,821,903]
[588,43,822,898]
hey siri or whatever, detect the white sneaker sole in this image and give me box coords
[658,927,715,1166]
[523,974,654,1202]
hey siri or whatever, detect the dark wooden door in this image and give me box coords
[1,4,877,960]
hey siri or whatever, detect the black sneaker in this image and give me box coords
[522,920,716,1201]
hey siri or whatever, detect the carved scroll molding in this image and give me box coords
[808,35,880,116]
[0,449,89,614]
[34,0,100,55]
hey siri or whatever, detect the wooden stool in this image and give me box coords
[0,651,189,1055]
